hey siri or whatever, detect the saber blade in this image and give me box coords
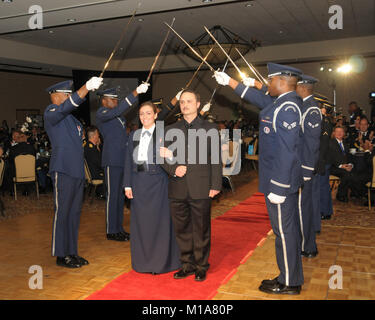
[203,26,245,79]
[185,47,213,89]
[146,17,176,83]
[99,4,140,77]
[164,22,214,71]
[235,48,268,85]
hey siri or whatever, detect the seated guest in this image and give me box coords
[348,101,362,127]
[10,130,20,147]
[9,132,36,196]
[84,126,105,199]
[329,126,363,202]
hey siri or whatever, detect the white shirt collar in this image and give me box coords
[303,95,313,102]
[336,138,343,144]
[141,124,155,136]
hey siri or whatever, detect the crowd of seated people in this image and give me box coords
[328,102,374,204]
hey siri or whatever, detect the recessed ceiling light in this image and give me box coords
[2,0,13,3]
[67,18,76,22]
[279,30,283,34]
[246,3,254,7]
[49,30,54,34]
[202,0,213,3]
[138,18,144,22]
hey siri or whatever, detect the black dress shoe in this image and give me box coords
[173,269,196,279]
[120,231,130,240]
[259,281,301,295]
[261,277,279,287]
[106,233,129,241]
[301,250,318,258]
[321,215,331,220]
[70,255,89,266]
[195,270,207,282]
[56,256,81,268]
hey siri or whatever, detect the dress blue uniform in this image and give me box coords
[314,94,334,224]
[234,63,304,287]
[297,75,322,256]
[44,80,85,258]
[96,88,138,235]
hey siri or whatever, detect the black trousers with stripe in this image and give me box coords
[298,181,318,254]
[104,166,126,234]
[265,192,304,286]
[51,172,84,257]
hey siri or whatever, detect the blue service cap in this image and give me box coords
[97,88,119,99]
[46,80,73,94]
[297,74,318,84]
[267,63,302,78]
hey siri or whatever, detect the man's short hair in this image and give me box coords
[180,89,201,103]
[86,126,99,139]
[360,115,369,123]
[349,101,358,106]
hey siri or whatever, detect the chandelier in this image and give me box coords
[183,25,260,66]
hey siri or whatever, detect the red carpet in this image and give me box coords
[86,192,271,300]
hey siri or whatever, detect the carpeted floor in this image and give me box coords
[86,193,271,300]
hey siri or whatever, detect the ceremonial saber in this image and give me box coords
[235,48,268,85]
[164,22,215,72]
[99,4,140,77]
[145,17,176,83]
[184,47,213,89]
[208,57,230,105]
[203,26,245,79]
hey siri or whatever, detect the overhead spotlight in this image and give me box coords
[328,68,333,72]
[48,30,54,34]
[320,66,324,71]
[202,0,213,3]
[337,63,352,74]
[246,3,254,7]
[138,18,144,22]
[67,18,76,22]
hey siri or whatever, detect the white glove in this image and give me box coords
[175,90,183,101]
[86,77,103,91]
[136,82,150,94]
[242,77,255,87]
[201,102,211,113]
[214,71,230,86]
[267,192,286,204]
[303,177,311,181]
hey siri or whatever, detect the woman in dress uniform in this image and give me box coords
[123,101,180,274]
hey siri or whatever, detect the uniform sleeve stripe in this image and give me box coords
[270,179,290,188]
[69,96,79,107]
[125,97,132,106]
[301,165,314,171]
[241,86,249,99]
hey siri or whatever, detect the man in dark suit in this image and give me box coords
[329,126,360,202]
[161,89,222,282]
[84,126,104,198]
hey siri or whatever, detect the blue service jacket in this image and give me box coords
[300,96,322,178]
[44,92,85,179]
[96,92,138,168]
[235,83,303,196]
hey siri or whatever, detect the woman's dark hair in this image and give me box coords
[139,101,158,114]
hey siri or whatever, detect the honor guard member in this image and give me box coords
[96,83,149,242]
[44,77,103,268]
[214,63,304,294]
[296,75,322,258]
[314,94,334,223]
